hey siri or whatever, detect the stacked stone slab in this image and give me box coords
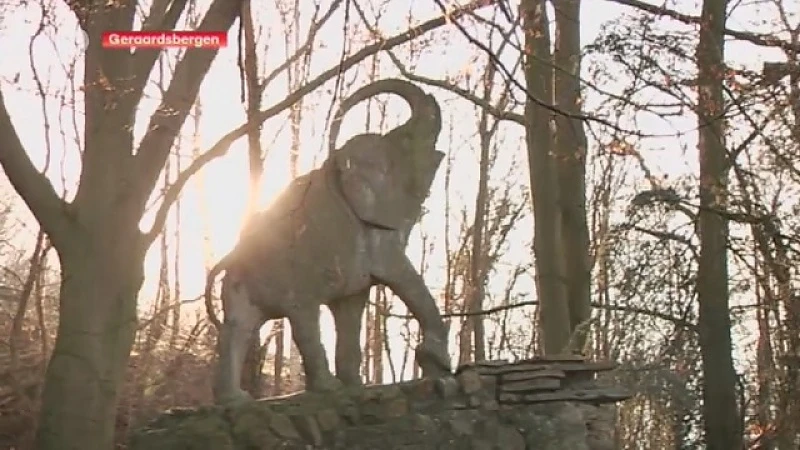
[130,357,632,450]
[457,355,630,406]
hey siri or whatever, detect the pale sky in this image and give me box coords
[0,0,795,380]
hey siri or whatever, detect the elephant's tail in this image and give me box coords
[327,79,441,155]
[204,255,231,329]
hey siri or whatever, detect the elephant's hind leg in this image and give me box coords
[213,281,263,406]
[287,307,343,392]
[330,290,369,386]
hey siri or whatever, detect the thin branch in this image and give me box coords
[606,0,800,53]
[261,0,343,90]
[9,230,46,408]
[133,0,243,217]
[129,0,192,109]
[357,2,526,125]
[389,50,524,124]
[0,89,72,247]
[63,0,89,29]
[140,0,176,31]
[380,299,697,330]
[430,0,658,137]
[143,0,495,243]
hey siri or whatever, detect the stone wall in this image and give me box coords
[129,357,631,450]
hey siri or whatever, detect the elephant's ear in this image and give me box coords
[333,137,409,230]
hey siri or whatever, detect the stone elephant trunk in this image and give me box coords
[328,78,443,156]
[206,79,452,406]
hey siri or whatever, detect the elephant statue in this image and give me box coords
[205,78,452,405]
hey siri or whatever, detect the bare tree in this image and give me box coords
[552,0,592,351]
[694,0,743,448]
[410,0,593,354]
[237,0,269,399]
[520,0,571,353]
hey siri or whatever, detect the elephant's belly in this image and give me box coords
[323,256,372,300]
[232,210,373,312]
[236,249,370,314]
[317,238,373,301]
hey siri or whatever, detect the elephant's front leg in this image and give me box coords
[213,282,264,405]
[374,253,452,378]
[330,290,369,386]
[288,307,344,392]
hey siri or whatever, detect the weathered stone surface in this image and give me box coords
[457,369,483,394]
[316,408,341,432]
[502,368,566,382]
[291,414,322,445]
[130,359,632,450]
[497,424,526,450]
[384,396,409,418]
[501,377,563,393]
[129,407,235,450]
[269,413,300,440]
[435,376,460,398]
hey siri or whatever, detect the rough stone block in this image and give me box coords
[458,369,483,395]
[384,396,409,418]
[340,403,360,425]
[404,377,437,400]
[501,368,566,382]
[435,376,460,398]
[268,413,301,440]
[316,408,341,432]
[468,394,483,408]
[447,415,475,436]
[291,414,322,446]
[496,425,526,450]
[501,377,562,393]
[481,398,500,411]
[470,438,494,450]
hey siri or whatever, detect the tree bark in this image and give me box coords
[521,0,571,355]
[695,0,743,448]
[552,0,592,351]
[372,289,385,383]
[239,0,266,399]
[463,69,498,363]
[754,260,775,450]
[35,227,146,449]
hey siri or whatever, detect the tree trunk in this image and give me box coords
[281,0,308,390]
[552,0,592,352]
[521,0,571,355]
[372,289,385,383]
[239,0,266,399]
[35,229,145,449]
[273,321,285,395]
[754,262,775,450]
[463,73,496,363]
[695,0,742,448]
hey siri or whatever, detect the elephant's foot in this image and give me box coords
[214,388,253,407]
[306,371,345,392]
[415,336,452,378]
